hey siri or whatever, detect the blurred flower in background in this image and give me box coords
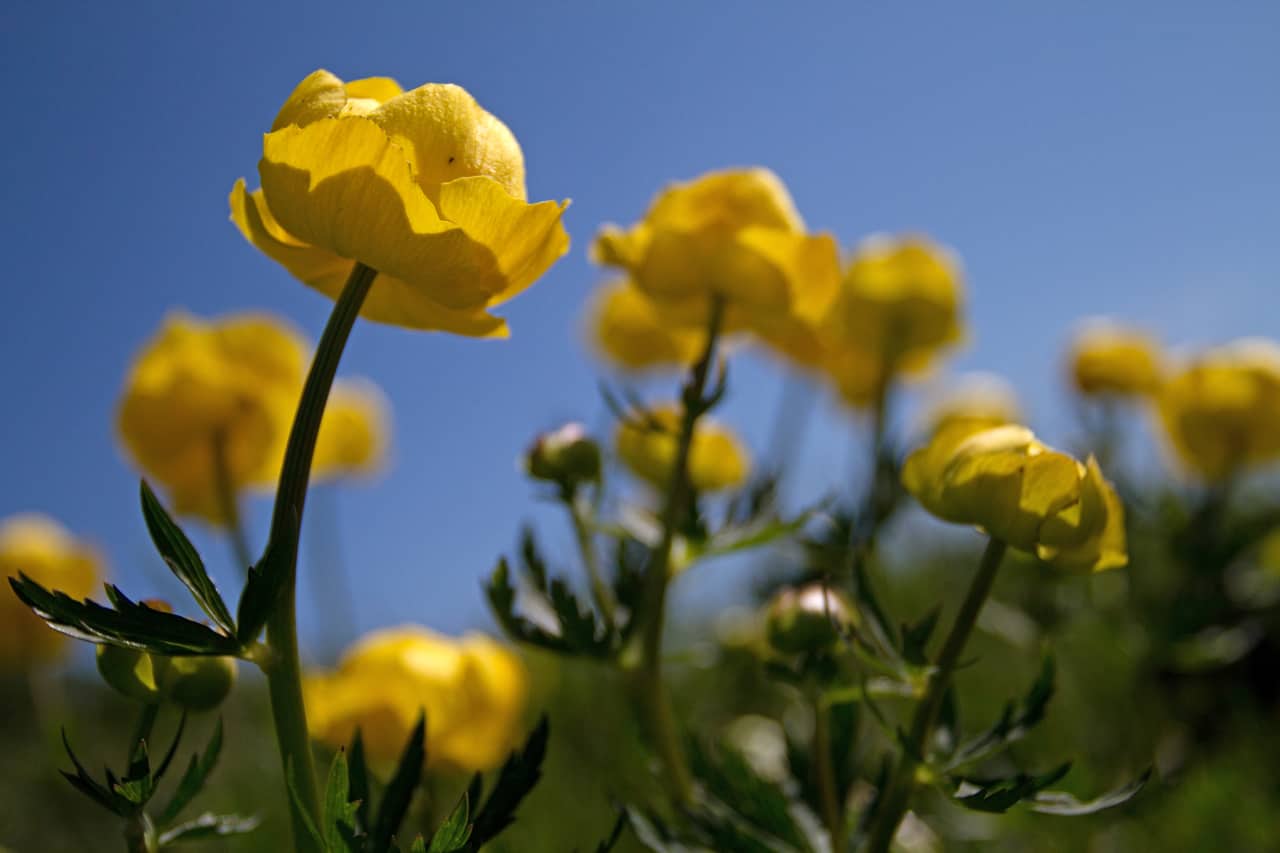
[230,70,570,337]
[584,279,702,372]
[1156,338,1280,481]
[307,378,392,484]
[0,514,103,670]
[304,626,528,773]
[116,312,307,524]
[1068,320,1163,398]
[614,404,751,493]
[916,371,1022,439]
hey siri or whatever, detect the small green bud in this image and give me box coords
[96,644,167,703]
[766,584,857,655]
[525,422,602,487]
[158,656,237,711]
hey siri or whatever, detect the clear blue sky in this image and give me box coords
[2,2,1277,660]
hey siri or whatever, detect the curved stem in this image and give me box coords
[564,485,615,633]
[865,538,1007,852]
[260,262,376,853]
[211,431,253,575]
[635,296,726,806]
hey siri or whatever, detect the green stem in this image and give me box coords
[563,485,615,633]
[812,693,845,849]
[634,296,726,806]
[211,431,254,574]
[127,702,160,763]
[260,262,377,853]
[864,538,1007,853]
[123,812,156,853]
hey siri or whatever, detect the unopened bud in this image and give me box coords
[525,423,602,487]
[97,644,166,703]
[766,584,857,655]
[158,656,237,711]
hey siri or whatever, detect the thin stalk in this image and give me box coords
[812,694,845,849]
[634,296,726,805]
[123,813,156,853]
[126,702,160,762]
[864,538,1007,852]
[211,431,253,574]
[259,262,377,853]
[563,484,615,632]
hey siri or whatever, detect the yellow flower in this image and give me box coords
[231,70,570,338]
[0,514,103,670]
[585,279,703,371]
[1157,339,1280,480]
[902,423,1126,572]
[1068,321,1163,397]
[305,626,527,773]
[826,234,964,381]
[917,372,1021,438]
[312,379,391,482]
[592,168,840,334]
[117,312,308,524]
[615,405,751,493]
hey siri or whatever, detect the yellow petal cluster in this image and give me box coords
[585,279,703,371]
[1068,322,1163,397]
[824,235,965,404]
[310,379,391,483]
[305,626,527,773]
[615,405,751,493]
[0,514,103,670]
[231,70,570,337]
[592,168,840,337]
[117,312,308,524]
[902,423,1127,572]
[1156,339,1280,481]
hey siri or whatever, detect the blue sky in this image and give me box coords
[2,2,1277,660]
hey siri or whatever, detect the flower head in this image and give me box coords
[0,514,103,669]
[1068,321,1163,398]
[117,312,307,524]
[902,423,1126,572]
[305,626,527,773]
[1156,338,1280,480]
[615,405,750,493]
[592,168,840,336]
[585,279,703,371]
[232,70,570,337]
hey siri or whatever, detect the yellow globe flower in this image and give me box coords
[826,234,965,379]
[305,626,528,773]
[117,312,308,524]
[1157,338,1280,480]
[0,514,103,670]
[1068,321,1163,397]
[585,279,703,371]
[902,423,1127,572]
[311,379,391,483]
[231,70,570,338]
[615,405,751,493]
[592,168,840,334]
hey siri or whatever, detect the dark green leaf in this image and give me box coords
[140,480,234,634]
[348,729,371,835]
[469,716,549,849]
[688,739,812,852]
[1029,769,1152,816]
[372,714,426,853]
[10,575,239,657]
[152,712,188,787]
[324,750,360,851]
[427,793,471,852]
[409,838,428,853]
[157,718,223,825]
[156,812,260,844]
[519,526,549,592]
[58,729,123,815]
[692,513,810,562]
[593,811,628,853]
[235,541,287,645]
[948,656,1055,769]
[901,607,941,666]
[951,763,1071,813]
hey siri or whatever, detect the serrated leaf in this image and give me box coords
[157,718,222,825]
[427,793,471,852]
[688,739,813,853]
[469,717,549,849]
[519,527,549,592]
[10,575,239,657]
[140,480,235,634]
[59,729,126,816]
[951,763,1071,814]
[948,656,1055,770]
[372,714,426,853]
[156,812,260,843]
[690,513,810,563]
[901,607,941,666]
[324,750,360,851]
[1029,769,1152,816]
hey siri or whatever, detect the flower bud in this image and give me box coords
[157,656,237,711]
[766,584,856,655]
[96,644,167,704]
[525,423,602,488]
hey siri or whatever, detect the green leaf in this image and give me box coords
[10,575,239,657]
[288,760,326,849]
[151,713,188,788]
[58,729,125,816]
[591,811,628,853]
[951,763,1072,813]
[901,607,941,666]
[324,750,360,852]
[485,560,613,659]
[948,656,1055,770]
[1029,769,1152,816]
[156,812,260,844]
[140,480,235,634]
[157,718,223,825]
[690,513,810,563]
[469,716,549,849]
[372,714,426,853]
[427,793,472,852]
[348,729,371,836]
[409,836,428,853]
[687,739,813,853]
[235,542,287,645]
[519,526,549,592]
